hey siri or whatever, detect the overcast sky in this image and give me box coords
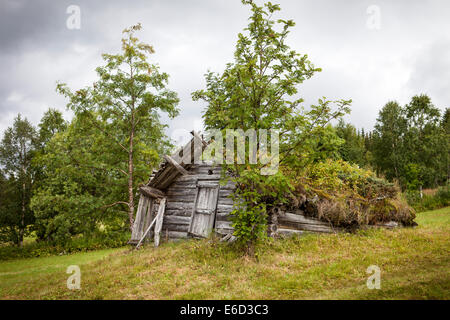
[1,0,449,145]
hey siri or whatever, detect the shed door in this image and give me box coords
[188,182,219,238]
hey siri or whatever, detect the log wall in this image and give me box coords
[161,163,235,239]
[158,163,341,241]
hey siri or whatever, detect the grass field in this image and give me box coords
[1,207,449,300]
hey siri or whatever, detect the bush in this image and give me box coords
[406,185,450,212]
[230,170,293,256]
[0,231,129,261]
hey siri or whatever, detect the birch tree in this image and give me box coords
[57,24,179,228]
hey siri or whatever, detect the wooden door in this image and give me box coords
[188,182,219,238]
[130,196,154,244]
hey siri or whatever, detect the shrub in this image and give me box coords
[406,185,450,211]
[229,170,293,256]
[0,231,129,261]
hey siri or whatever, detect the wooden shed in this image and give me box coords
[129,131,236,247]
[129,131,347,247]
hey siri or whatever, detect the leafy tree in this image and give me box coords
[372,95,447,190]
[0,115,37,246]
[372,101,406,183]
[442,108,450,184]
[37,108,67,147]
[442,108,450,134]
[31,115,127,242]
[193,0,350,254]
[56,24,179,228]
[0,173,20,244]
[335,119,367,167]
[403,95,446,188]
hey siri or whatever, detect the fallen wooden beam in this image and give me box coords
[278,212,339,233]
[164,155,190,176]
[139,186,166,199]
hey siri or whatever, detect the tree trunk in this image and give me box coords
[128,149,134,230]
[19,166,26,248]
[127,123,135,231]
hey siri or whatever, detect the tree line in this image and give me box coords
[0,1,448,250]
[335,97,449,191]
[0,25,179,247]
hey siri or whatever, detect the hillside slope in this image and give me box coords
[1,207,449,300]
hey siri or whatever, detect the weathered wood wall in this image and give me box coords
[161,163,235,239]
[276,210,341,236]
[158,163,341,241]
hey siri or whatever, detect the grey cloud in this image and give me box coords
[408,40,450,109]
[0,0,449,139]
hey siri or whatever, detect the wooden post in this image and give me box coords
[164,155,190,175]
[154,198,166,247]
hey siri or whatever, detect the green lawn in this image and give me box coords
[1,207,449,300]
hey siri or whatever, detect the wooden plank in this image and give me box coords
[166,188,197,196]
[130,196,146,242]
[197,181,219,188]
[164,208,192,217]
[177,174,222,182]
[163,215,191,225]
[277,221,336,233]
[215,211,232,221]
[218,196,233,205]
[143,198,154,240]
[215,220,233,231]
[217,204,234,211]
[164,155,190,176]
[195,208,214,215]
[154,198,166,247]
[162,224,189,232]
[167,231,189,239]
[159,167,183,189]
[135,207,159,249]
[166,201,194,211]
[277,228,305,237]
[189,185,219,238]
[190,165,219,175]
[187,186,200,236]
[166,196,196,204]
[140,186,166,199]
[279,212,332,226]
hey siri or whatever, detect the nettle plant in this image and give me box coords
[193,0,351,255]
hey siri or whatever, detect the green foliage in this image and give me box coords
[229,170,293,254]
[31,114,129,242]
[371,95,448,190]
[406,185,450,212]
[335,119,370,167]
[0,115,38,246]
[56,23,179,228]
[193,0,350,254]
[36,108,67,147]
[372,101,406,182]
[0,232,129,261]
